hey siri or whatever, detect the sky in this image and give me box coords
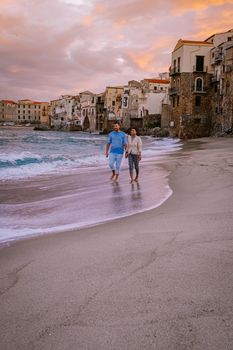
[0,0,233,101]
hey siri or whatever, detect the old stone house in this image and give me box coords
[169,39,214,138]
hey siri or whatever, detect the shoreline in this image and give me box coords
[0,137,233,349]
[0,141,180,245]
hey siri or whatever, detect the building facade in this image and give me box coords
[0,99,49,125]
[121,79,168,130]
[104,86,124,130]
[79,91,97,131]
[169,39,214,138]
[0,100,17,123]
[50,95,81,130]
[95,93,105,132]
[209,30,233,133]
[17,99,49,125]
[169,29,233,138]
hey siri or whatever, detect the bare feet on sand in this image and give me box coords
[110,171,116,180]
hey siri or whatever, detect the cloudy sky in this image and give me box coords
[0,0,233,101]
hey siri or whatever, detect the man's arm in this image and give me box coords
[106,143,110,158]
[106,134,112,157]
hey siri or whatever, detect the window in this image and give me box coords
[28,116,30,119]
[177,96,179,106]
[178,57,181,72]
[196,56,204,72]
[18,116,20,119]
[154,86,157,91]
[161,87,163,91]
[112,101,115,106]
[212,52,214,58]
[173,97,175,107]
[177,78,180,90]
[214,85,218,93]
[227,37,232,41]
[23,105,25,108]
[195,96,201,107]
[195,78,203,91]
[173,59,176,72]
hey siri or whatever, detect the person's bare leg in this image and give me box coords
[134,156,139,182]
[110,170,116,180]
[114,174,119,182]
[130,171,134,183]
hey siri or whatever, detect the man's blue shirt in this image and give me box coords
[107,131,127,154]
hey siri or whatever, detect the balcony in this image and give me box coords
[193,87,207,94]
[211,76,220,83]
[193,66,208,73]
[215,52,223,63]
[170,68,180,76]
[169,87,179,95]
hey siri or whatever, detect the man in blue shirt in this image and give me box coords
[106,121,127,182]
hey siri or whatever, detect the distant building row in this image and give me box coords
[49,77,170,132]
[0,77,170,132]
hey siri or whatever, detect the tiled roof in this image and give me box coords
[1,99,17,104]
[174,39,213,51]
[144,79,170,84]
[18,100,48,104]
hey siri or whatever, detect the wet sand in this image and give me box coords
[0,137,233,350]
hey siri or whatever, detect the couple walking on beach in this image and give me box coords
[105,121,142,183]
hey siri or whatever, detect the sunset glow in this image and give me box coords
[0,0,233,100]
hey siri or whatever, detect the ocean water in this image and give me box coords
[0,127,182,244]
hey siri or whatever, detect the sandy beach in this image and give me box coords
[0,137,233,350]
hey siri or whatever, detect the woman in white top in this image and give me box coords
[125,128,142,183]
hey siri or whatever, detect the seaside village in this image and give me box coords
[1,29,233,139]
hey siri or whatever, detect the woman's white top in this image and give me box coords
[127,135,142,155]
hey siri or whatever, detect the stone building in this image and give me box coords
[50,95,81,130]
[209,30,233,133]
[104,86,124,130]
[0,100,17,123]
[169,29,233,138]
[79,91,96,131]
[95,93,105,132]
[141,78,170,93]
[121,80,167,130]
[223,44,233,132]
[169,39,214,138]
[122,80,143,129]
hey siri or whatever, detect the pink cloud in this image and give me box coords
[0,0,232,100]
